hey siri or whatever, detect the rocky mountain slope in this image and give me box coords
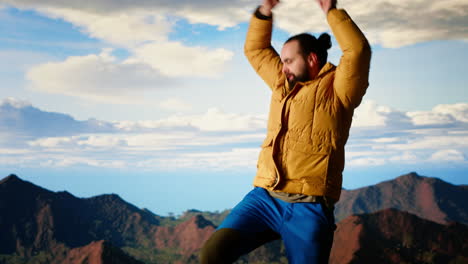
[1,172,466,264]
[0,174,214,263]
[330,208,468,264]
[335,172,468,225]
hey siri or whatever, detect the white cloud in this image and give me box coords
[0,148,31,154]
[28,134,177,151]
[347,157,387,166]
[274,0,328,35]
[114,119,193,131]
[3,0,466,108]
[40,7,171,48]
[432,103,468,123]
[345,150,384,159]
[342,0,468,48]
[407,103,468,125]
[0,155,37,166]
[22,131,263,170]
[407,111,457,126]
[390,135,468,151]
[353,101,468,129]
[430,149,466,162]
[346,100,468,167]
[17,4,235,104]
[352,100,389,126]
[2,99,467,170]
[141,148,259,171]
[0,0,254,29]
[389,151,420,163]
[26,49,173,104]
[123,133,191,149]
[29,137,73,148]
[38,155,127,168]
[159,98,193,112]
[188,108,266,132]
[1,97,31,108]
[352,100,411,127]
[27,131,265,153]
[133,42,233,78]
[372,137,401,143]
[13,103,268,170]
[77,135,127,148]
[114,108,266,132]
[273,0,468,48]
[3,0,467,49]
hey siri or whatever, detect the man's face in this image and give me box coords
[280,40,310,87]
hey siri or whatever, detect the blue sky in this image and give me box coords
[0,0,467,215]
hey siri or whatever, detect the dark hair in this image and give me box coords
[285,33,332,68]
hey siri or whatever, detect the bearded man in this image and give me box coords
[200,0,371,263]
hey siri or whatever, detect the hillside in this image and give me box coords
[1,173,467,263]
[0,174,214,263]
[335,172,468,224]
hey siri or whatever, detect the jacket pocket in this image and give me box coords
[258,134,274,169]
[255,134,277,188]
[286,149,329,176]
[285,139,330,188]
[288,138,331,155]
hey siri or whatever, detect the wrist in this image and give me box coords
[255,6,273,20]
[326,6,337,15]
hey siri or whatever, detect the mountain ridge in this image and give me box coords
[330,208,468,264]
[0,173,219,263]
[1,172,467,263]
[335,172,468,225]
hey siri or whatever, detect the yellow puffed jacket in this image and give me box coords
[245,9,371,202]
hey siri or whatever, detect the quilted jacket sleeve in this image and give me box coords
[328,9,371,109]
[244,13,283,90]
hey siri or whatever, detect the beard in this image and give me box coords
[287,67,309,88]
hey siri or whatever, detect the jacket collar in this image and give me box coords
[316,62,335,79]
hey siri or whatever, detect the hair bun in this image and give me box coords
[318,33,332,50]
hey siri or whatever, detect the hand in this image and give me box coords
[316,0,337,14]
[259,0,280,17]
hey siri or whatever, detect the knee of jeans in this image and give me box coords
[199,228,243,264]
[199,243,217,264]
[200,236,221,264]
[199,240,222,264]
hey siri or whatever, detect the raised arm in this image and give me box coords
[320,0,371,109]
[244,0,283,90]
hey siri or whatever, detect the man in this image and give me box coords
[200,0,371,263]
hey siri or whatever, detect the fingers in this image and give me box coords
[316,0,336,14]
[260,0,280,16]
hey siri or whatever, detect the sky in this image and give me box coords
[0,0,467,216]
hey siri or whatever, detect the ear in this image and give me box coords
[307,53,318,68]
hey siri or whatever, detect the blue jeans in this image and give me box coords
[218,187,335,264]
